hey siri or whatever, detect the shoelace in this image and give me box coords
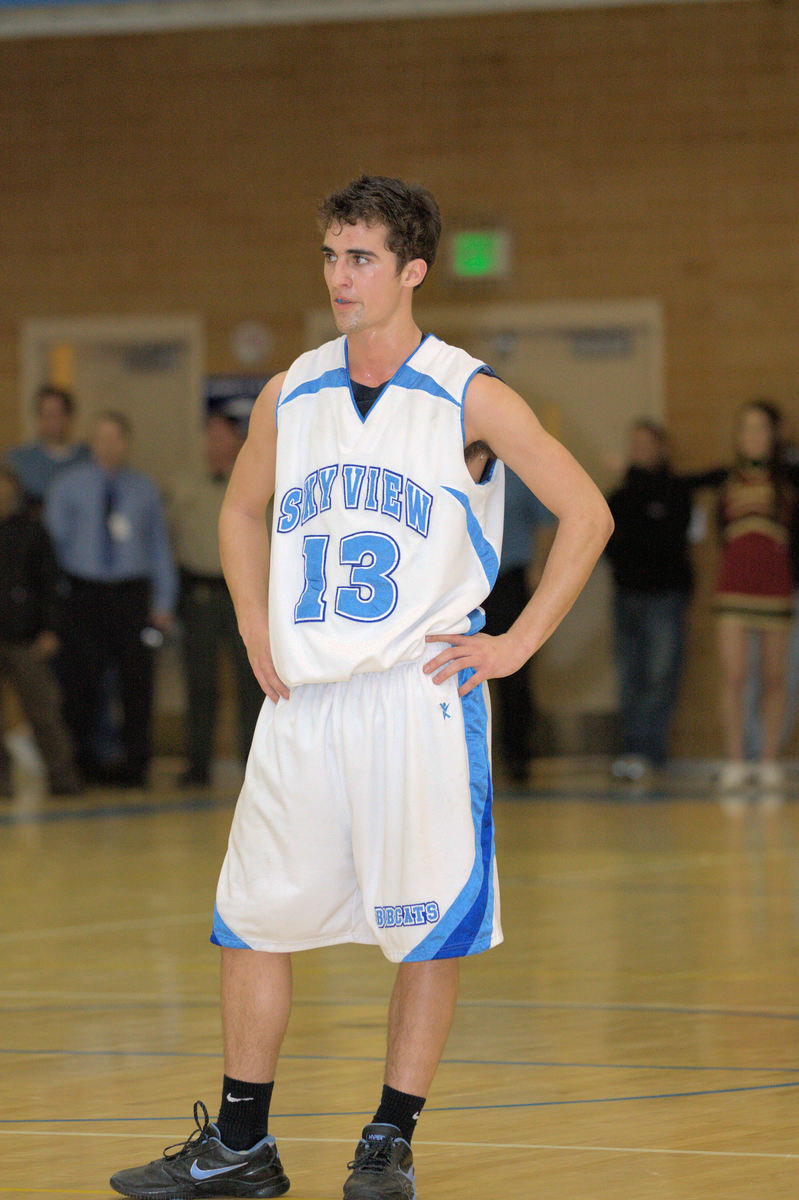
[162,1100,213,1161]
[348,1137,394,1174]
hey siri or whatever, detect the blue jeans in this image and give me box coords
[614,589,688,765]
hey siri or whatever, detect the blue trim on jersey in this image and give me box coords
[467,606,486,634]
[344,333,437,425]
[480,456,499,484]
[391,364,459,409]
[441,487,500,588]
[278,367,350,412]
[403,671,495,962]
[210,903,252,949]
[460,364,497,444]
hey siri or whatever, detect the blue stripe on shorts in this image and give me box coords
[210,902,252,949]
[402,667,496,962]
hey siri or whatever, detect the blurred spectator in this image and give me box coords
[0,464,81,797]
[743,417,799,759]
[169,404,263,787]
[701,399,799,792]
[605,420,694,780]
[44,411,177,788]
[483,466,555,782]
[5,385,89,512]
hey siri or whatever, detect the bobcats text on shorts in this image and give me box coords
[374,901,440,929]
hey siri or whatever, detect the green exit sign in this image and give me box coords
[450,229,510,280]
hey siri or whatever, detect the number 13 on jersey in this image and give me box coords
[295,532,401,624]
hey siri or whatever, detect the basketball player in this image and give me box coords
[110,176,613,1200]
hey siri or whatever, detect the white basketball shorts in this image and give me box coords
[211,648,502,963]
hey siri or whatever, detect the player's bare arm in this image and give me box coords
[219,371,290,702]
[426,372,614,695]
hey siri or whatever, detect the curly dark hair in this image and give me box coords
[318,174,441,286]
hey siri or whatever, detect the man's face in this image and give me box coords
[737,406,774,464]
[629,426,664,470]
[91,418,130,472]
[204,415,242,477]
[322,220,422,336]
[37,393,71,445]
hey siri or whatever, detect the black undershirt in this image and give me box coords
[351,379,386,419]
[350,373,495,478]
[351,376,495,481]
[350,332,426,418]
[350,361,495,422]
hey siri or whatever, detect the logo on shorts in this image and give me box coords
[440,702,451,720]
[374,901,440,929]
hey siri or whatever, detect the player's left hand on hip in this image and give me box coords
[424,631,523,696]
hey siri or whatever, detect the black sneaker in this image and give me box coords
[342,1123,415,1200]
[110,1100,290,1199]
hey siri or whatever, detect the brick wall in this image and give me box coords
[2,2,797,756]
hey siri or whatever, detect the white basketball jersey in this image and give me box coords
[269,333,505,687]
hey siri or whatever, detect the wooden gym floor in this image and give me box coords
[1,758,798,1200]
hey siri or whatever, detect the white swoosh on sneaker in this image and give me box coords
[226,1093,254,1102]
[190,1160,242,1181]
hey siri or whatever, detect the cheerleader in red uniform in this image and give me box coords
[713,400,797,790]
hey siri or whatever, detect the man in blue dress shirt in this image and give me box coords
[6,385,90,512]
[45,411,177,787]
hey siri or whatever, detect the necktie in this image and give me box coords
[102,477,117,570]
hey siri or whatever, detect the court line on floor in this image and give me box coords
[0,1193,325,1200]
[2,1046,798,1075]
[4,1077,799,1126]
[1,851,791,945]
[457,997,799,1021]
[425,1137,799,1160]
[3,985,799,1018]
[0,1129,796,1162]
[0,794,232,828]
[502,873,799,898]
[0,1192,326,1200]
[0,787,766,829]
[3,988,798,1023]
[0,1191,111,1197]
[0,1191,111,1198]
[0,1187,328,1200]
[503,789,797,804]
[0,912,207,945]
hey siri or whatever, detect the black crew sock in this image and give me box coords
[372,1083,426,1145]
[216,1076,274,1151]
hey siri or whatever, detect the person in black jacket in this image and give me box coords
[0,464,81,796]
[606,419,694,778]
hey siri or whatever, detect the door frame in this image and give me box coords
[20,312,205,445]
[305,296,664,419]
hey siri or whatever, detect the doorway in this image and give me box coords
[20,314,205,492]
[306,299,664,753]
[20,314,205,748]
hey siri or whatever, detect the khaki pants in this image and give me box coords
[0,642,78,789]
